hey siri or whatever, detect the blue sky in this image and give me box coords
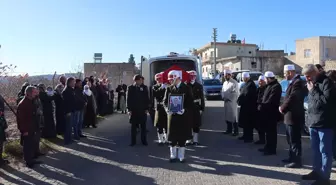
[0,0,335,75]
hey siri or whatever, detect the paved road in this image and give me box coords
[1,100,336,185]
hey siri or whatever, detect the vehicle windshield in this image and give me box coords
[203,79,222,85]
[249,73,262,81]
[150,59,197,78]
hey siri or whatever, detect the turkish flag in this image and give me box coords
[161,65,190,84]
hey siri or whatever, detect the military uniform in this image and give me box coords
[164,82,194,162]
[153,83,168,145]
[186,81,205,145]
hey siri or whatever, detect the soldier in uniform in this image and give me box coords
[164,70,194,163]
[127,74,150,146]
[186,70,205,145]
[152,72,168,145]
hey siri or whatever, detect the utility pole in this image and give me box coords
[212,28,217,77]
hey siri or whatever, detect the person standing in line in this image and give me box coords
[54,84,65,135]
[83,84,97,128]
[255,75,266,145]
[127,75,150,146]
[74,79,87,139]
[116,80,127,111]
[17,86,42,168]
[222,69,239,137]
[0,94,9,167]
[163,70,194,163]
[301,64,336,185]
[237,72,257,143]
[62,77,77,145]
[185,70,205,146]
[279,64,306,168]
[258,71,282,156]
[152,72,168,145]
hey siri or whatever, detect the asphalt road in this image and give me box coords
[1,100,335,185]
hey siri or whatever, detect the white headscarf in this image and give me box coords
[83,85,92,96]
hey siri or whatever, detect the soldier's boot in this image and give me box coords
[186,139,193,146]
[178,147,186,163]
[193,133,199,145]
[158,134,164,146]
[169,146,177,162]
[163,133,168,144]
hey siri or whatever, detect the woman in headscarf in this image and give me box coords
[40,85,57,138]
[83,84,97,128]
[54,84,65,135]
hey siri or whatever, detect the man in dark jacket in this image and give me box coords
[74,79,87,139]
[17,86,41,168]
[258,71,282,156]
[279,65,306,168]
[0,94,9,166]
[301,64,336,185]
[255,75,266,145]
[127,75,150,146]
[62,77,77,144]
[237,72,257,143]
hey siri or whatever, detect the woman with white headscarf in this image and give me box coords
[83,85,97,128]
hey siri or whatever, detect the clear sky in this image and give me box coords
[0,0,335,75]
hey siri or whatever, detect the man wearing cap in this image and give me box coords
[222,69,239,136]
[127,74,150,146]
[237,72,257,143]
[259,71,282,155]
[279,64,306,168]
[186,70,205,145]
[255,75,266,144]
[152,72,168,146]
[164,70,194,163]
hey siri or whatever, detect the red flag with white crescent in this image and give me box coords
[161,65,190,84]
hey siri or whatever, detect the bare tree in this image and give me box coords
[70,63,84,79]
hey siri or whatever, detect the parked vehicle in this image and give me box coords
[202,78,223,100]
[280,76,309,135]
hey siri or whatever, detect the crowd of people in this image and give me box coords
[222,63,336,185]
[0,75,129,168]
[1,64,336,184]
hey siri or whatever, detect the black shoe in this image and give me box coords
[179,159,186,163]
[311,179,330,185]
[79,135,87,138]
[34,152,45,159]
[244,140,253,143]
[92,125,97,128]
[26,162,35,168]
[282,158,292,163]
[169,158,177,163]
[74,137,80,140]
[129,143,136,146]
[254,140,265,145]
[232,133,239,136]
[193,142,199,146]
[33,160,43,165]
[302,171,320,180]
[0,159,9,167]
[223,131,232,135]
[238,136,245,140]
[285,162,302,168]
[158,142,164,146]
[142,142,148,146]
[258,148,265,152]
[263,151,276,156]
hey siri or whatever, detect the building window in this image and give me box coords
[204,53,208,59]
[251,61,257,68]
[325,48,329,58]
[210,51,214,57]
[304,49,311,58]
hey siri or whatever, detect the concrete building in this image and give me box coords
[196,42,259,77]
[84,63,136,90]
[288,36,336,67]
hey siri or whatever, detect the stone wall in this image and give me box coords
[84,63,136,90]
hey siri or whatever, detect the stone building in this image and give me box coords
[84,63,136,90]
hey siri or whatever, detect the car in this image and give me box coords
[202,78,223,100]
[280,76,309,135]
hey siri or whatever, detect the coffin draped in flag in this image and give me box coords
[161,65,190,84]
